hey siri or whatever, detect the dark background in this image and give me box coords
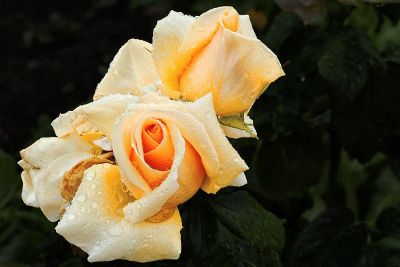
[1,0,400,266]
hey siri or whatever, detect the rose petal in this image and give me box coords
[94,39,158,100]
[35,151,92,221]
[237,15,257,38]
[186,94,249,193]
[230,172,247,187]
[122,125,184,224]
[56,164,182,262]
[180,22,285,115]
[153,7,284,115]
[153,7,239,94]
[20,168,39,207]
[152,10,194,93]
[19,134,95,219]
[52,94,139,138]
[20,135,92,169]
[117,94,246,194]
[164,141,205,207]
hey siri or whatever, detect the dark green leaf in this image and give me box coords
[0,150,20,209]
[186,191,285,266]
[209,191,285,253]
[318,30,375,106]
[254,132,325,199]
[291,208,367,267]
[358,207,400,267]
[264,12,303,51]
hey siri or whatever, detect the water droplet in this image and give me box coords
[122,184,128,193]
[85,172,95,181]
[109,227,122,236]
[77,193,86,202]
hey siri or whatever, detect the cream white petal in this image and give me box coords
[20,135,92,169]
[52,94,139,138]
[94,39,158,100]
[92,136,112,151]
[123,125,184,224]
[152,10,194,92]
[19,159,39,206]
[18,159,32,170]
[238,15,257,38]
[56,164,182,263]
[88,215,182,263]
[21,170,39,207]
[186,94,249,193]
[230,173,247,187]
[34,151,93,221]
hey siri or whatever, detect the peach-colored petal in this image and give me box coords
[185,94,249,193]
[153,7,237,93]
[122,125,185,224]
[180,24,284,115]
[153,7,284,116]
[165,141,205,207]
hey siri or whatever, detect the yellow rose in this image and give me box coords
[152,6,284,116]
[21,93,248,262]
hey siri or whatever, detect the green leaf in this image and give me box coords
[357,244,400,267]
[318,30,375,106]
[344,4,378,38]
[333,64,400,162]
[0,150,20,209]
[253,132,325,199]
[358,207,400,267]
[376,207,400,239]
[264,12,303,51]
[337,152,387,220]
[291,208,367,267]
[365,166,400,225]
[375,17,400,53]
[209,191,285,253]
[186,191,285,266]
[218,114,257,138]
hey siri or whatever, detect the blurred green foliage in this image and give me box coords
[1,0,400,266]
